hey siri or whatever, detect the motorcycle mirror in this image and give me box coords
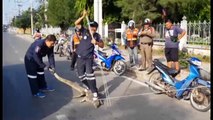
[182,47,188,53]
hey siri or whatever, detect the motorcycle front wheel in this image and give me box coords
[190,85,211,112]
[59,47,63,57]
[112,60,127,76]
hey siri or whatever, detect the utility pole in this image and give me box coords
[31,0,33,35]
[94,0,102,37]
[18,4,22,15]
[44,0,48,28]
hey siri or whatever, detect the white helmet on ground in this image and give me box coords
[128,20,135,28]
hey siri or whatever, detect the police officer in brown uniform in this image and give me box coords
[138,18,156,71]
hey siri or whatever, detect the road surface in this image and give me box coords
[3,32,210,120]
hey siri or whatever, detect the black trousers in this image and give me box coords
[77,57,98,93]
[24,56,47,95]
[70,52,78,68]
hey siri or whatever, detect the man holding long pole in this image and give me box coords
[75,10,104,101]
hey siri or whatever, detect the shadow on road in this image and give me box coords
[3,60,80,120]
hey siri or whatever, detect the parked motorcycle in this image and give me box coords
[94,44,127,76]
[145,57,211,112]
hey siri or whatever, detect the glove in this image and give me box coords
[137,45,141,50]
[124,45,127,49]
[48,67,56,74]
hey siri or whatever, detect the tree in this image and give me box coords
[14,9,31,34]
[34,5,46,29]
[102,0,121,24]
[154,0,210,22]
[180,0,210,22]
[47,0,76,32]
[115,0,161,24]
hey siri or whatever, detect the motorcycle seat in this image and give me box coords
[154,59,180,77]
[98,50,108,58]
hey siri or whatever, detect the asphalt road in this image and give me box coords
[3,32,210,120]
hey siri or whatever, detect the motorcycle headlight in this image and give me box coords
[191,60,202,67]
[190,57,202,67]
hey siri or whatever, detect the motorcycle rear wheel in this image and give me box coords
[148,72,163,94]
[190,85,211,112]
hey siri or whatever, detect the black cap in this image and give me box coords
[75,27,80,32]
[89,21,98,28]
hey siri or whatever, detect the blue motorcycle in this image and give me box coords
[94,44,127,76]
[145,57,211,112]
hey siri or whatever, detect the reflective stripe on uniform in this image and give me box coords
[27,75,37,79]
[79,74,86,79]
[86,73,95,77]
[86,77,96,80]
[37,72,44,75]
[80,77,87,81]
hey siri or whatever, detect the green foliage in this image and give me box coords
[34,5,45,29]
[47,0,75,32]
[114,0,210,23]
[103,15,119,24]
[13,9,31,33]
[179,0,210,22]
[179,50,189,69]
[11,0,210,32]
[103,0,121,23]
[155,0,210,22]
[115,0,163,23]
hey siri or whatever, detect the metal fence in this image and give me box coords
[153,21,211,45]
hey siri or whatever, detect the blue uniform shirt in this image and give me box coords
[76,27,102,58]
[25,39,55,68]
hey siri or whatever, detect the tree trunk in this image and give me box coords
[23,28,26,34]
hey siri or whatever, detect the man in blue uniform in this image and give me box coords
[24,34,56,98]
[75,10,104,101]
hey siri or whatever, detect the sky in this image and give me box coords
[3,0,41,24]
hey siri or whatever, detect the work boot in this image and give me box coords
[33,92,46,98]
[138,68,146,71]
[92,92,99,101]
[40,87,55,92]
[70,67,74,71]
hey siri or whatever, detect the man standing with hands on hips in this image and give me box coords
[75,10,104,101]
[164,19,186,73]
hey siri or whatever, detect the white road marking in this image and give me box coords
[11,45,15,49]
[111,73,211,112]
[14,50,18,54]
[19,58,24,62]
[56,114,69,120]
[122,75,149,87]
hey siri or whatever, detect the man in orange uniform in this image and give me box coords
[124,20,139,67]
[70,27,82,70]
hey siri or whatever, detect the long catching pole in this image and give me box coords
[85,14,111,107]
[30,0,33,36]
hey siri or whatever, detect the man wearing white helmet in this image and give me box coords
[124,20,139,67]
[138,18,156,71]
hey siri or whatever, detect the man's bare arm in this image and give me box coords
[74,10,87,28]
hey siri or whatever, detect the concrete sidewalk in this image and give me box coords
[102,45,210,81]
[15,33,34,42]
